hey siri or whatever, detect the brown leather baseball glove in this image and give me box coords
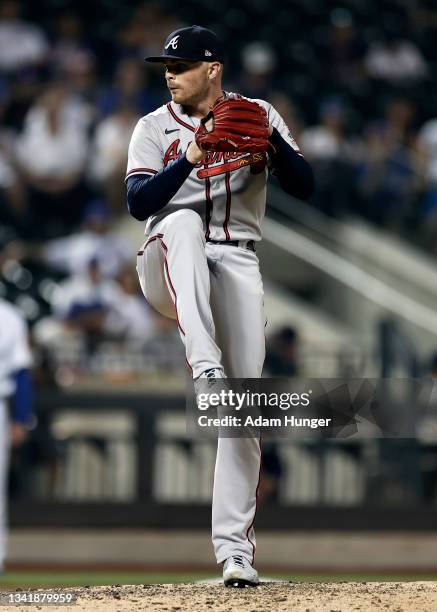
[194,98,270,153]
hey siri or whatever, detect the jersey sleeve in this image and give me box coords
[267,104,303,156]
[125,116,164,181]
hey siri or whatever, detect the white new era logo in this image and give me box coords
[165,35,180,50]
[205,49,212,56]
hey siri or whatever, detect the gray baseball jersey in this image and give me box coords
[126,93,301,241]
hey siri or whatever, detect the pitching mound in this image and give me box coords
[9,581,437,611]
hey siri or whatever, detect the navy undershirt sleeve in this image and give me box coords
[127,154,195,221]
[268,127,314,200]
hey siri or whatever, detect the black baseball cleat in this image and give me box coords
[223,555,259,587]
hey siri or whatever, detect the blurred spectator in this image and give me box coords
[268,92,303,143]
[414,1,437,65]
[301,97,348,161]
[0,97,26,232]
[264,326,300,377]
[32,259,174,377]
[0,226,25,270]
[417,117,437,250]
[356,98,421,228]
[356,122,411,227]
[62,49,97,98]
[38,10,97,120]
[364,29,427,85]
[239,41,276,100]
[36,259,159,350]
[117,2,182,62]
[90,101,139,214]
[98,58,156,118]
[42,199,131,278]
[418,118,437,191]
[34,258,122,359]
[93,57,154,215]
[0,0,48,74]
[260,325,298,503]
[300,97,357,215]
[325,8,367,90]
[104,265,158,343]
[15,83,91,238]
[383,97,418,145]
[52,258,116,324]
[50,12,98,123]
[257,442,283,504]
[0,145,23,229]
[50,11,92,75]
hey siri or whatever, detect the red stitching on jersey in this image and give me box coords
[167,103,195,132]
[223,171,231,240]
[126,168,158,179]
[246,438,262,565]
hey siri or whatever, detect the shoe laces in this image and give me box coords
[232,555,246,568]
[204,368,219,380]
[203,368,222,389]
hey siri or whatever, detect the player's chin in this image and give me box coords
[170,89,185,103]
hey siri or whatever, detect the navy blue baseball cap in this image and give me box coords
[145,25,225,64]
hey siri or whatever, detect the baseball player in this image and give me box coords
[0,298,33,571]
[126,25,313,586]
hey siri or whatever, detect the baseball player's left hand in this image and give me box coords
[187,115,214,163]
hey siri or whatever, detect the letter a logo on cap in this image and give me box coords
[165,35,180,50]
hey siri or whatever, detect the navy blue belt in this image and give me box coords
[207,239,256,252]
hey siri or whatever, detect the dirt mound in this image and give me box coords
[9,581,437,611]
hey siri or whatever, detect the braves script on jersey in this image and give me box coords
[126,93,301,241]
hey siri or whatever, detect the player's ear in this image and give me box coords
[208,62,221,80]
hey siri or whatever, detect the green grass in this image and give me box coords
[0,571,436,588]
